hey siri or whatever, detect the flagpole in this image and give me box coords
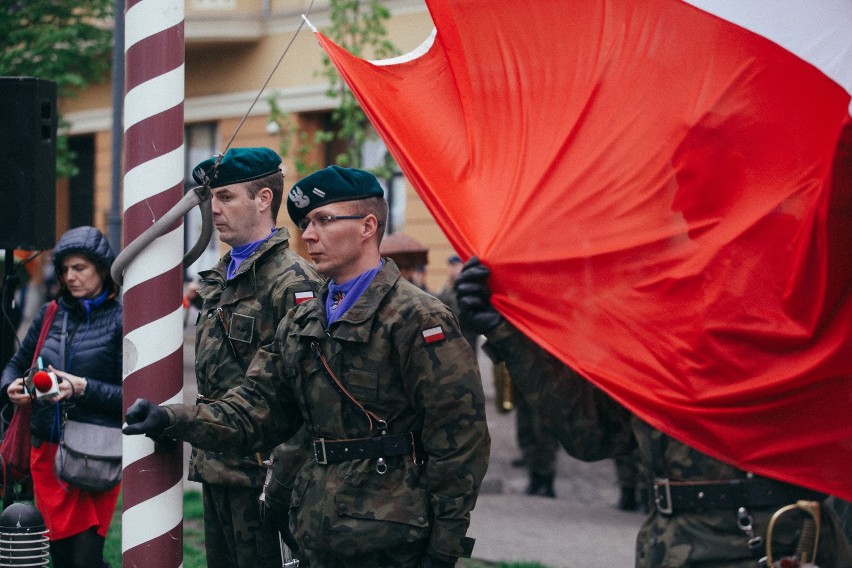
[121,0,185,565]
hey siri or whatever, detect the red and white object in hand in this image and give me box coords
[31,370,59,399]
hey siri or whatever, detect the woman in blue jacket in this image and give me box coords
[2,226,122,568]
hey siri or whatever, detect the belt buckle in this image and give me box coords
[654,477,673,515]
[314,438,328,465]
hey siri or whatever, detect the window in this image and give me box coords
[361,135,405,234]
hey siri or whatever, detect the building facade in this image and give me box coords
[61,0,458,291]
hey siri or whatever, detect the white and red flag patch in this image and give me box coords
[294,291,316,304]
[421,326,445,344]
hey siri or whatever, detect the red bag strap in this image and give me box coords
[30,300,59,367]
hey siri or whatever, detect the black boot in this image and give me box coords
[617,486,638,511]
[525,473,556,498]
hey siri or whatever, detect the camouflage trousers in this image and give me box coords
[302,539,428,568]
[514,386,559,477]
[202,483,282,568]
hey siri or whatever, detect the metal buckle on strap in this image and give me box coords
[654,477,673,515]
[314,438,328,465]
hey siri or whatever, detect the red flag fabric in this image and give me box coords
[314,0,852,500]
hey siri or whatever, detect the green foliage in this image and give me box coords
[102,495,121,566]
[0,0,114,177]
[267,96,321,178]
[181,489,208,568]
[321,0,398,174]
[462,562,553,568]
[269,0,399,178]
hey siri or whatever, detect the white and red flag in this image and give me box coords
[314,0,852,500]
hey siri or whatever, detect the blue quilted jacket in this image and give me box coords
[1,226,123,442]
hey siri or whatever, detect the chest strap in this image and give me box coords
[653,476,827,515]
[311,341,386,434]
[313,432,422,465]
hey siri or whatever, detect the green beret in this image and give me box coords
[192,147,282,188]
[287,165,384,225]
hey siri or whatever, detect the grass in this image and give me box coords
[463,562,551,568]
[105,491,549,568]
[105,490,206,568]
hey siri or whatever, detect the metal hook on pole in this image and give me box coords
[111,185,212,286]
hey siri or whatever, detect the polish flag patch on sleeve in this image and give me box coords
[294,291,316,304]
[422,326,445,344]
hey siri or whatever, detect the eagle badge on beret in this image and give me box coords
[287,165,384,226]
[289,186,310,208]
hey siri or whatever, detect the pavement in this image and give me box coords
[464,348,643,568]
[179,325,643,567]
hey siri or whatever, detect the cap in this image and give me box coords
[287,165,384,226]
[192,147,282,188]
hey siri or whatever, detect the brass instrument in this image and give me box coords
[493,361,514,413]
[765,500,821,568]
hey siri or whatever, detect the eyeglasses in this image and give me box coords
[297,214,367,231]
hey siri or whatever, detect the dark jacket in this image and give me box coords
[1,226,123,442]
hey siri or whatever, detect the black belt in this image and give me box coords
[653,477,827,515]
[313,433,420,465]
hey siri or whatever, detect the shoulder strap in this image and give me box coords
[310,341,387,435]
[30,300,59,367]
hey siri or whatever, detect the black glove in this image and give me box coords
[123,398,169,436]
[455,256,503,335]
[421,554,457,568]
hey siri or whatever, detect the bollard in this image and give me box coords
[0,502,49,567]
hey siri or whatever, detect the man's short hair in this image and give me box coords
[351,196,389,243]
[245,171,284,220]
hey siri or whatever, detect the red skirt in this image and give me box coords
[30,441,121,540]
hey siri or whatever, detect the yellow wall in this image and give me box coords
[63,1,457,291]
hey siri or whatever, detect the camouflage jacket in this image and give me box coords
[166,260,491,563]
[189,228,321,487]
[483,320,852,568]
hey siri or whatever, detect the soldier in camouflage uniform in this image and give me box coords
[125,166,491,568]
[455,257,852,568]
[186,148,322,568]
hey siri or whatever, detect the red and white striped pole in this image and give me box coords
[121,0,185,565]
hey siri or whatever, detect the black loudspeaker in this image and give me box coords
[0,77,57,251]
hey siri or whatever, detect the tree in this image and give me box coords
[269,0,399,178]
[1,0,114,177]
